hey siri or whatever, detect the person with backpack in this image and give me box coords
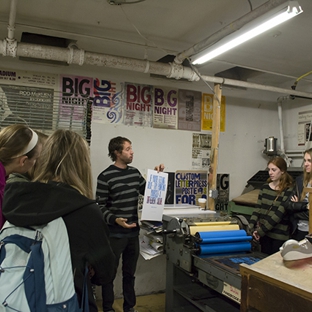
[6,130,49,184]
[0,124,42,229]
[1,129,116,312]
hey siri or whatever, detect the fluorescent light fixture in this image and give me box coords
[192,0,303,65]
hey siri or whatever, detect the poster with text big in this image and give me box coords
[201,93,226,132]
[178,89,201,131]
[92,78,123,124]
[153,86,178,129]
[60,75,93,128]
[123,82,153,127]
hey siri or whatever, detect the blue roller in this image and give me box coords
[199,235,252,244]
[195,229,247,240]
[198,242,251,255]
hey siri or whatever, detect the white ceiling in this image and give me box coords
[0,0,311,98]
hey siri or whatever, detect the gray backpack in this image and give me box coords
[0,217,88,312]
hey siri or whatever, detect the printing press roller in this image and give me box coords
[163,213,265,307]
[162,213,252,271]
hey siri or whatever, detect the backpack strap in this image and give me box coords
[39,217,76,304]
[24,239,46,312]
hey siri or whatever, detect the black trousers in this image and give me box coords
[260,235,285,255]
[102,236,139,312]
[293,229,308,241]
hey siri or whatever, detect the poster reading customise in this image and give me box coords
[92,78,123,124]
[201,93,226,132]
[60,75,93,127]
[178,89,201,131]
[153,86,178,129]
[141,169,168,221]
[124,82,153,127]
[298,109,312,146]
[175,170,208,205]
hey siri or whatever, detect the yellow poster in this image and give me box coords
[201,93,226,132]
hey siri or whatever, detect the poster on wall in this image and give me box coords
[298,109,312,146]
[0,69,57,88]
[165,172,175,205]
[175,170,208,205]
[60,75,93,128]
[0,84,54,129]
[192,133,211,169]
[123,82,153,127]
[201,93,226,132]
[214,174,230,212]
[141,169,168,221]
[153,86,178,129]
[178,89,201,131]
[92,78,123,124]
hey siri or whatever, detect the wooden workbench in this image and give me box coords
[240,252,312,312]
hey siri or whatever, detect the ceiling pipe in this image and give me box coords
[174,0,289,64]
[1,0,312,99]
[2,41,312,99]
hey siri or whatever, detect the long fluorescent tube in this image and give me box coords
[192,1,303,65]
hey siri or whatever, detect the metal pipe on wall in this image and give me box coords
[277,96,289,153]
[1,40,312,99]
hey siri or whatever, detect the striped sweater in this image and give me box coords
[249,183,293,241]
[96,164,145,238]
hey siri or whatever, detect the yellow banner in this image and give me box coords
[201,93,226,132]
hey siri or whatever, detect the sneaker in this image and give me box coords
[280,238,312,261]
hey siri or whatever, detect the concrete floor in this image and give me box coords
[96,293,166,312]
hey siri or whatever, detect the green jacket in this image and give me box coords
[249,183,293,241]
[6,173,30,184]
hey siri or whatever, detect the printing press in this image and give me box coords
[162,209,266,312]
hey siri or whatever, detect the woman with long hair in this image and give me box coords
[0,124,41,228]
[283,148,312,241]
[2,129,116,312]
[6,130,48,183]
[249,156,294,255]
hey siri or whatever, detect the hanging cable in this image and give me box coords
[291,70,312,98]
[187,58,222,106]
[119,5,169,55]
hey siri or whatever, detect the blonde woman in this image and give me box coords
[284,148,312,241]
[0,124,41,228]
[3,129,116,312]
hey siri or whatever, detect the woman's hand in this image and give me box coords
[253,230,260,241]
[291,195,298,202]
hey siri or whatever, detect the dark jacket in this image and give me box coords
[2,181,116,312]
[283,175,309,234]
